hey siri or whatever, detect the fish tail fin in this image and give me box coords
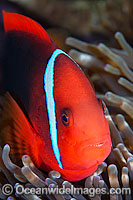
[0,92,42,167]
[2,10,52,45]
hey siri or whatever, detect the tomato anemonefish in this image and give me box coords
[0,11,111,181]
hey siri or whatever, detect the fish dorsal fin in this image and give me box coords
[0,92,42,167]
[2,11,51,43]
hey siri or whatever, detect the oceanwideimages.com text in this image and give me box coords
[1,183,131,197]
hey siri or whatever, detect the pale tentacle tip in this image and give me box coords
[115,32,121,38]
[7,197,14,200]
[23,155,28,159]
[48,183,56,188]
[14,183,20,189]
[97,43,103,47]
[116,113,123,118]
[49,170,61,179]
[105,92,111,98]
[127,157,133,162]
[118,77,121,82]
[104,64,108,69]
[4,144,10,148]
[21,165,27,170]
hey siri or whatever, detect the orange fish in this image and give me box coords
[0,11,111,181]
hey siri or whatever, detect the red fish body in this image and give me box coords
[0,11,111,181]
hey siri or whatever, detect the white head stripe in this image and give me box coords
[44,48,81,168]
[44,49,64,168]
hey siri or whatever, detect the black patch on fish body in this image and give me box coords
[2,31,54,114]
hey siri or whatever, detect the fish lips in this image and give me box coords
[77,135,111,163]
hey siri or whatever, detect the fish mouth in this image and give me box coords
[84,141,106,148]
[80,135,111,152]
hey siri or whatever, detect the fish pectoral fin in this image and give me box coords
[0,92,41,167]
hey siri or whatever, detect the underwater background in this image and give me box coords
[0,0,132,200]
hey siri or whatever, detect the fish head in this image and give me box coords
[41,51,111,181]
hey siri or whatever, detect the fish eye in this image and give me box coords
[98,99,107,115]
[61,108,73,127]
